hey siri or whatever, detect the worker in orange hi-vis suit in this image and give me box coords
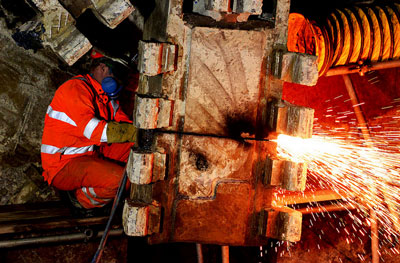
[41,52,137,211]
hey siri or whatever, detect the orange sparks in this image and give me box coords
[276,133,400,241]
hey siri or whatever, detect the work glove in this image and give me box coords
[106,121,138,143]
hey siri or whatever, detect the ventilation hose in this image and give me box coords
[287,3,400,76]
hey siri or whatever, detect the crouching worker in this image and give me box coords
[41,55,136,213]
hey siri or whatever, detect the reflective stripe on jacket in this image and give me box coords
[41,74,131,184]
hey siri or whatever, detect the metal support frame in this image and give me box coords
[196,243,204,263]
[342,74,379,263]
[326,60,400,77]
[0,229,123,248]
[222,246,229,263]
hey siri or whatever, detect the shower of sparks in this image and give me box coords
[275,131,400,252]
[267,96,400,259]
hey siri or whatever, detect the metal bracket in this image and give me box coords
[133,95,174,129]
[272,50,319,86]
[264,157,307,192]
[266,98,314,139]
[138,41,177,76]
[122,200,162,236]
[126,150,167,185]
[258,207,302,242]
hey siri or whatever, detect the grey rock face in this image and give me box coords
[0,18,72,204]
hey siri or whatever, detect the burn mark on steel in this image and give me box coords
[195,153,209,171]
[224,113,256,145]
[189,151,209,171]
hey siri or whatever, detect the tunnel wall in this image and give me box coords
[0,18,70,205]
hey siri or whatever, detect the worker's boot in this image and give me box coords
[64,191,97,218]
[69,191,115,217]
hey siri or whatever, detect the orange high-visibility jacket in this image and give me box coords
[41,74,131,184]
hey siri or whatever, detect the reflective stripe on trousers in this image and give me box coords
[80,187,112,207]
[51,144,132,209]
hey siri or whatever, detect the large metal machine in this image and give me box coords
[122,0,316,245]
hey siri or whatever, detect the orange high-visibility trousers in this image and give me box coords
[52,143,133,209]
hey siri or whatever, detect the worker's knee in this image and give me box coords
[107,165,125,186]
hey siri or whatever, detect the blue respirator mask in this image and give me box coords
[101,77,123,100]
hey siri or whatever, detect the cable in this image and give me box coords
[91,169,128,263]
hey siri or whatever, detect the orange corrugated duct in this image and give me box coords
[287,3,400,76]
